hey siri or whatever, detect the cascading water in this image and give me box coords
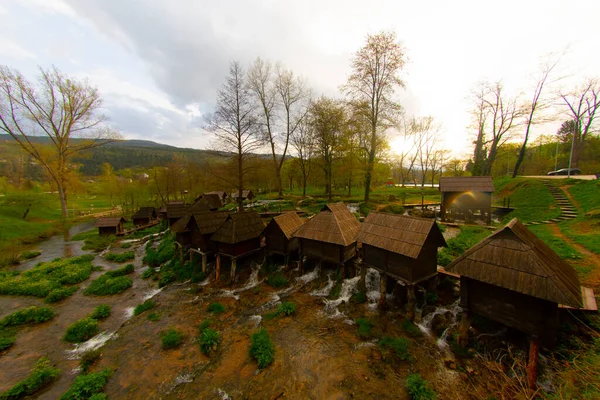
[365,268,381,310]
[66,331,117,360]
[142,287,162,301]
[416,300,461,351]
[220,263,262,300]
[311,272,334,297]
[322,276,361,318]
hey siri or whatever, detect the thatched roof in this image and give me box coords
[211,211,264,244]
[167,203,190,219]
[205,190,228,200]
[267,212,304,240]
[132,207,156,219]
[357,213,446,258]
[439,176,494,193]
[171,211,229,235]
[95,217,125,227]
[293,203,360,246]
[189,198,212,213]
[446,218,582,308]
[231,190,254,199]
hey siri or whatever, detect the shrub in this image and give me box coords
[160,328,184,350]
[207,302,226,314]
[45,286,78,303]
[198,319,211,332]
[133,299,156,316]
[0,306,55,328]
[91,305,111,320]
[0,357,60,400]
[402,320,423,338]
[0,328,16,351]
[276,302,296,317]
[60,369,113,400]
[406,373,437,400]
[64,318,99,343]
[79,349,102,374]
[141,268,156,279]
[105,263,135,277]
[158,269,176,288]
[121,242,132,249]
[381,204,405,214]
[81,234,116,252]
[20,250,41,260]
[425,292,438,305]
[355,318,374,339]
[105,251,135,263]
[350,291,367,304]
[199,328,219,355]
[143,234,175,268]
[84,275,133,296]
[147,312,161,322]
[249,328,275,369]
[267,273,289,288]
[359,201,376,216]
[379,336,411,360]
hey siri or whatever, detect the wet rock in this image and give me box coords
[421,305,437,319]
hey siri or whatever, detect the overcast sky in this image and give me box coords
[1,0,599,157]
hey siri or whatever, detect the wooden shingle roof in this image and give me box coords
[132,207,156,219]
[439,176,494,192]
[293,203,360,246]
[357,213,446,258]
[205,191,228,200]
[446,218,582,308]
[95,217,125,227]
[201,193,222,209]
[231,190,254,199]
[269,212,304,240]
[171,211,229,234]
[167,203,190,219]
[189,198,212,213]
[211,211,264,244]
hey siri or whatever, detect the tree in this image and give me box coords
[0,66,118,219]
[205,61,260,212]
[444,158,466,176]
[343,30,406,202]
[559,78,600,168]
[291,119,314,197]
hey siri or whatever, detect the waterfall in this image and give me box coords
[322,276,361,318]
[415,300,461,351]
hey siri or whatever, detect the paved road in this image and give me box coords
[523,175,598,180]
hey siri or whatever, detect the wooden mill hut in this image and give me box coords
[293,203,361,274]
[205,191,228,203]
[95,216,126,236]
[231,189,255,201]
[211,211,265,280]
[446,218,592,388]
[439,176,494,224]
[131,207,157,226]
[356,213,447,313]
[263,212,305,265]
[166,202,190,226]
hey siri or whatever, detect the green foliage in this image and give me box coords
[276,301,296,317]
[350,291,367,304]
[437,226,490,266]
[64,317,99,343]
[402,320,423,338]
[406,373,437,400]
[105,251,135,263]
[158,269,176,288]
[379,336,411,361]
[160,328,184,350]
[359,201,376,216]
[105,263,134,277]
[249,328,275,369]
[0,357,60,400]
[425,292,438,305]
[528,224,582,260]
[0,306,55,328]
[143,234,175,268]
[198,319,212,332]
[59,369,113,400]
[45,286,78,303]
[134,299,156,316]
[120,242,132,249]
[267,273,289,288]
[20,250,41,260]
[91,304,111,320]
[207,302,226,314]
[84,273,133,296]
[0,255,94,301]
[147,312,161,322]
[141,268,156,279]
[380,204,405,214]
[495,178,560,223]
[79,349,102,374]
[199,328,219,355]
[89,393,107,400]
[328,282,342,299]
[80,233,117,252]
[355,318,374,339]
[0,328,16,351]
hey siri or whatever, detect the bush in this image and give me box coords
[147,312,161,322]
[79,349,102,374]
[91,304,111,320]
[350,291,367,304]
[133,299,156,316]
[45,286,78,303]
[379,336,411,361]
[143,234,175,268]
[20,250,41,260]
[199,328,219,355]
[60,369,113,400]
[81,234,116,252]
[84,275,133,296]
[141,268,156,279]
[105,251,135,263]
[207,302,226,314]
[402,320,423,338]
[198,319,212,332]
[64,318,99,343]
[406,373,437,400]
[121,242,132,249]
[105,264,134,277]
[359,201,377,216]
[0,306,55,328]
[355,318,374,339]
[158,269,176,288]
[249,328,275,369]
[381,204,405,214]
[267,273,289,288]
[0,328,16,351]
[276,302,296,317]
[160,328,184,350]
[0,357,60,400]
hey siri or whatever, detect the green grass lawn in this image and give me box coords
[527,224,583,261]
[438,226,492,266]
[494,178,560,223]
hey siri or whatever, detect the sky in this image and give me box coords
[1,0,599,158]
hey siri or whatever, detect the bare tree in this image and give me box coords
[559,78,600,168]
[343,30,406,202]
[429,149,450,187]
[205,61,260,211]
[0,66,119,219]
[291,119,314,197]
[414,116,441,187]
[444,158,467,176]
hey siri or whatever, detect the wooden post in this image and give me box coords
[299,253,304,274]
[179,246,184,264]
[378,274,388,309]
[457,310,471,346]
[359,263,366,292]
[527,336,540,391]
[406,285,416,320]
[216,254,221,282]
[189,250,193,263]
[284,254,289,270]
[230,257,237,282]
[201,253,207,273]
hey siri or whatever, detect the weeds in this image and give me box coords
[199,328,219,355]
[105,263,135,277]
[0,328,16,351]
[0,357,60,400]
[45,286,78,303]
[64,318,99,343]
[402,320,423,338]
[249,328,275,368]
[350,291,367,304]
[79,349,102,374]
[0,306,55,328]
[160,328,184,350]
[20,250,41,260]
[207,302,226,314]
[379,336,411,361]
[105,251,135,263]
[60,369,113,400]
[84,274,133,296]
[147,312,161,321]
[355,318,374,339]
[91,304,111,320]
[406,373,437,400]
[267,273,289,288]
[133,299,156,316]
[276,302,296,317]
[141,268,156,279]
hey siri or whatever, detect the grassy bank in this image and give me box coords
[494,178,560,223]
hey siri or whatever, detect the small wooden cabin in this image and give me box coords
[293,203,360,271]
[95,217,126,236]
[264,212,304,261]
[205,191,228,204]
[231,189,255,201]
[439,176,494,225]
[166,202,190,226]
[131,207,157,226]
[171,211,229,254]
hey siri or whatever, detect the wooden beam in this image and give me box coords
[527,336,540,391]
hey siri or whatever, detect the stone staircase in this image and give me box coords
[525,180,578,226]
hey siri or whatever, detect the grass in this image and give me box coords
[355,318,374,339]
[147,312,161,321]
[79,349,102,374]
[84,273,133,296]
[133,299,156,316]
[406,373,437,400]
[45,286,79,303]
[379,204,405,214]
[91,304,111,320]
[59,369,113,400]
[63,317,99,343]
[0,357,60,400]
[267,273,289,288]
[207,302,226,314]
[105,263,134,277]
[0,328,16,351]
[560,219,600,254]
[143,234,175,268]
[20,250,41,260]
[199,325,219,355]
[160,328,184,350]
[75,231,117,253]
[495,178,560,223]
[141,268,156,279]
[379,336,411,361]
[550,337,600,399]
[402,320,423,338]
[105,251,135,263]
[249,328,275,369]
[528,224,582,260]
[437,226,491,266]
[276,301,296,317]
[0,306,55,328]
[350,291,367,304]
[0,255,94,302]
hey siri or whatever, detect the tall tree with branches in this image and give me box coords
[291,119,314,197]
[0,66,118,219]
[343,30,406,202]
[205,61,260,212]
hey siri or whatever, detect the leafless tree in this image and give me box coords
[205,61,260,211]
[291,119,314,197]
[0,65,119,219]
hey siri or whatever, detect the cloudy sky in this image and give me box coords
[1,0,599,157]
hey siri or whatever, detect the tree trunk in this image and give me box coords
[237,153,244,212]
[302,173,307,197]
[57,181,68,219]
